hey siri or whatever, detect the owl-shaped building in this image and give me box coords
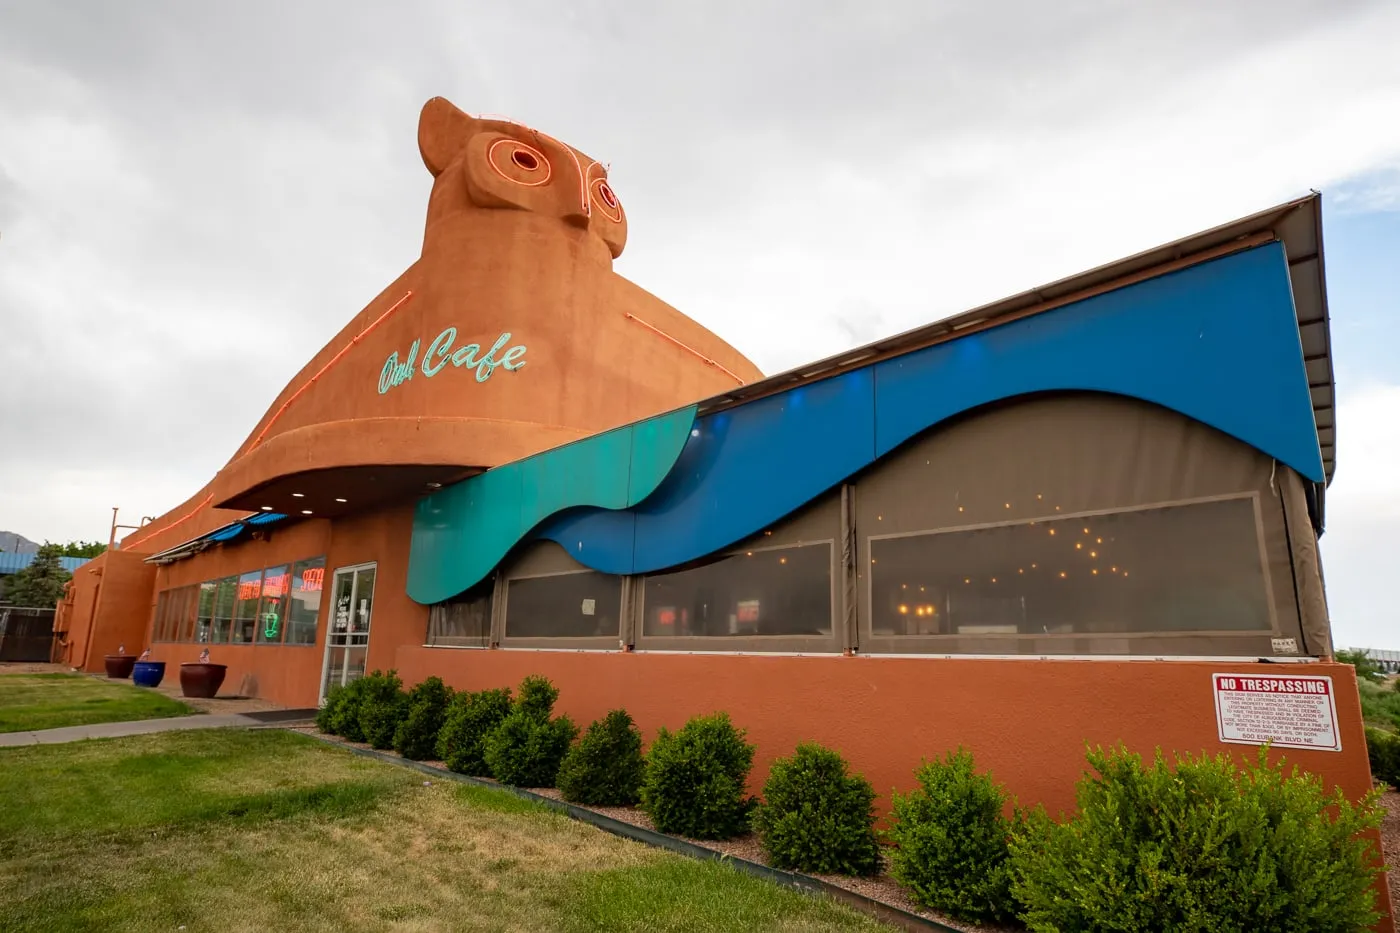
[55,97,1379,885]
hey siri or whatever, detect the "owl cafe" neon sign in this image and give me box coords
[378,326,527,395]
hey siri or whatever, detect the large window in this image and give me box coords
[231,570,262,643]
[153,591,170,642]
[175,585,198,642]
[151,558,324,646]
[211,576,237,643]
[195,581,216,643]
[641,543,833,639]
[287,557,325,646]
[868,497,1272,638]
[428,576,493,647]
[504,571,622,640]
[256,565,290,645]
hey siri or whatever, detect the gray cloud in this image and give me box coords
[1,0,1398,645]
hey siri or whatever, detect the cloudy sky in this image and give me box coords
[1,1,1397,647]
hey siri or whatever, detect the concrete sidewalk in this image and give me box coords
[0,709,317,748]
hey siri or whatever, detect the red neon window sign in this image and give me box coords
[300,567,324,592]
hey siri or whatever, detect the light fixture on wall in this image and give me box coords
[292,492,305,498]
[335,498,348,503]
[260,506,273,511]
[301,510,313,515]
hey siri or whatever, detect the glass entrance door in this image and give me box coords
[319,563,376,703]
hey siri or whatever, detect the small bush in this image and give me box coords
[886,748,1019,923]
[483,675,577,787]
[1010,744,1384,933]
[1366,726,1400,788]
[437,687,513,776]
[315,684,344,734]
[516,675,559,719]
[558,709,646,806]
[357,670,407,750]
[640,711,755,840]
[753,742,880,876]
[393,676,453,761]
[327,677,371,742]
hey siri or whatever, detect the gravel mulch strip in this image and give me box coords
[1381,789,1399,907]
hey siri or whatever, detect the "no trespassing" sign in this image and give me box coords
[1212,673,1341,752]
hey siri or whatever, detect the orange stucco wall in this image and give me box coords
[74,550,157,671]
[390,647,1393,926]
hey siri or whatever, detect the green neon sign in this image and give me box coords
[379,327,527,395]
[262,611,281,640]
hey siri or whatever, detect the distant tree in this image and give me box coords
[1336,648,1386,684]
[4,544,72,608]
[55,540,106,559]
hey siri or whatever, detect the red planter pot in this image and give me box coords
[104,655,137,679]
[179,662,227,698]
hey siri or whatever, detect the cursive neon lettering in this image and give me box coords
[379,326,526,394]
[474,332,513,383]
[500,345,527,371]
[422,327,456,377]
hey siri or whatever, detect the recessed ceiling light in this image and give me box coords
[291,492,305,498]
[426,482,442,489]
[301,509,313,515]
[260,506,273,511]
[335,497,347,503]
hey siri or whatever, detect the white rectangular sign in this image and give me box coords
[1212,673,1340,752]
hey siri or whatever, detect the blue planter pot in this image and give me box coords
[132,660,166,688]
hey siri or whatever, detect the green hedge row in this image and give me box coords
[318,675,1386,930]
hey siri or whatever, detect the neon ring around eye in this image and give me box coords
[487,138,551,187]
[590,178,623,222]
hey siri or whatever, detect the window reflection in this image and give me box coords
[256,565,290,644]
[429,575,493,647]
[287,557,324,646]
[642,543,832,638]
[211,576,237,643]
[505,572,622,639]
[231,570,263,643]
[869,498,1270,637]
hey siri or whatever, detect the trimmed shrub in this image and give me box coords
[753,742,880,876]
[558,709,646,806]
[437,687,513,776]
[357,670,407,750]
[315,684,344,734]
[393,676,454,761]
[515,675,559,720]
[640,712,755,840]
[887,748,1019,923]
[1010,744,1385,933]
[483,676,578,787]
[327,676,371,742]
[1366,726,1400,788]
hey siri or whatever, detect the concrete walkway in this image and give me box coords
[0,709,317,748]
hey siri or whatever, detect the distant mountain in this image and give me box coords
[0,531,39,553]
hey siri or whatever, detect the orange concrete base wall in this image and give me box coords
[148,642,326,707]
[391,648,1392,924]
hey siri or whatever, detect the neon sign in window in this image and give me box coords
[301,567,324,592]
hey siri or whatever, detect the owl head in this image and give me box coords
[417,97,627,259]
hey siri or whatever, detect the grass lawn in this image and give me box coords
[0,673,194,734]
[0,729,889,932]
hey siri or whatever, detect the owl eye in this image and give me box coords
[590,178,623,222]
[487,138,551,187]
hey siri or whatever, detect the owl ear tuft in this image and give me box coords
[418,97,477,177]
